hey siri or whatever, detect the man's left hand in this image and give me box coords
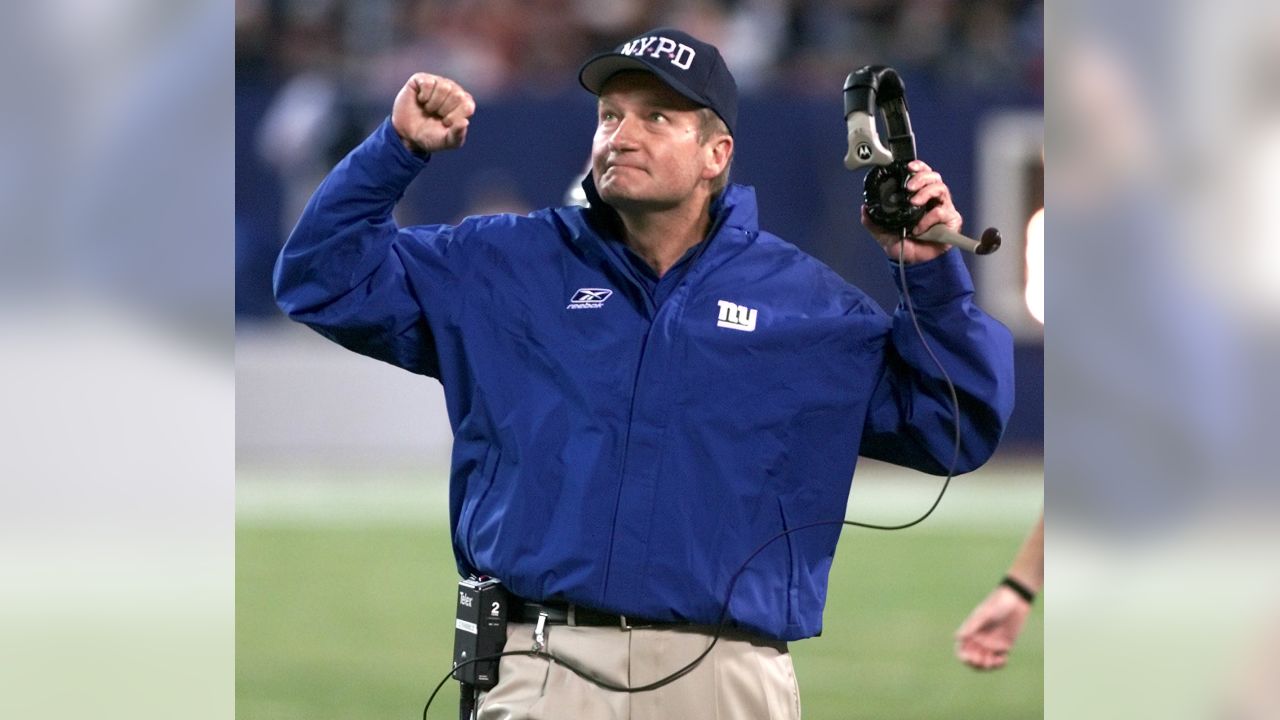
[861,160,962,264]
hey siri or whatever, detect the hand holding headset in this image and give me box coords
[843,65,1001,255]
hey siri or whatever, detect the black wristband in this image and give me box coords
[1001,575,1036,604]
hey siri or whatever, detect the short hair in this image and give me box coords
[696,108,733,194]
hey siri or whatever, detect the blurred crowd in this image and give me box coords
[237,0,1041,104]
[236,0,1042,101]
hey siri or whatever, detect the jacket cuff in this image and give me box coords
[374,116,432,176]
[888,247,975,307]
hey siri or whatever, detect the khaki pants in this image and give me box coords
[477,622,802,720]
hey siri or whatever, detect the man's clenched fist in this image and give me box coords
[392,73,476,155]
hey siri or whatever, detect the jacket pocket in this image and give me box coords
[776,498,801,628]
[456,445,502,571]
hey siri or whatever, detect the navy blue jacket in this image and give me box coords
[274,118,1015,641]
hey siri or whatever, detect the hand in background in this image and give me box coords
[954,584,1033,670]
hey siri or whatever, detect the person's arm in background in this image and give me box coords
[955,511,1044,670]
[273,73,476,376]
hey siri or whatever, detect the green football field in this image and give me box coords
[237,464,1042,719]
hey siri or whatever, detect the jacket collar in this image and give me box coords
[553,176,761,306]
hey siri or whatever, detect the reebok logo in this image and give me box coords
[619,35,696,70]
[567,288,613,310]
[716,300,757,332]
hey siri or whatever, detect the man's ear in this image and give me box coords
[703,135,733,179]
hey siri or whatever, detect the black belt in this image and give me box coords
[508,596,688,630]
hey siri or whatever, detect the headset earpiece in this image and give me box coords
[864,161,931,232]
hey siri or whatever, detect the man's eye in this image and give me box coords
[600,111,617,122]
[650,112,667,122]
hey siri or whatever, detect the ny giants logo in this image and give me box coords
[619,36,696,70]
[716,300,757,332]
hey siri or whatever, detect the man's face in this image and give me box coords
[591,72,714,212]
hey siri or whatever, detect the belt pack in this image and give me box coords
[452,577,508,690]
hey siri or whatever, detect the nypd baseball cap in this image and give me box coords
[578,28,738,136]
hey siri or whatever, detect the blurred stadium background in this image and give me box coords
[235,0,1043,717]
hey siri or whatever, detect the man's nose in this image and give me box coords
[607,117,640,152]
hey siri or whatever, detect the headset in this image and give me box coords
[843,65,1002,255]
[423,66,997,719]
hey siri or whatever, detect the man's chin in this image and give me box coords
[598,185,645,209]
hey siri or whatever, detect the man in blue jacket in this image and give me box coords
[275,27,1013,720]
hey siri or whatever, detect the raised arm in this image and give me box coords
[273,75,476,376]
[857,161,1015,474]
